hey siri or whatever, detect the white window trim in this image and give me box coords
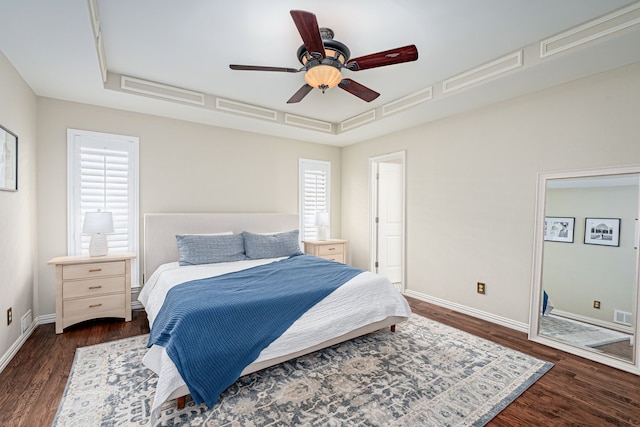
[67,128,140,287]
[299,158,331,241]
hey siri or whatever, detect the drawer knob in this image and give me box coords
[328,247,335,251]
[89,303,103,308]
[89,268,102,273]
[89,285,103,290]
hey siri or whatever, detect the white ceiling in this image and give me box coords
[1,0,639,146]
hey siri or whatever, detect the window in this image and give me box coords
[67,129,140,286]
[299,159,330,241]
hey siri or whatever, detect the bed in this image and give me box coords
[139,213,411,417]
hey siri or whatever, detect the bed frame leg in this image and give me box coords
[177,396,186,410]
[391,324,396,332]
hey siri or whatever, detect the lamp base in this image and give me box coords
[317,226,328,241]
[89,233,109,257]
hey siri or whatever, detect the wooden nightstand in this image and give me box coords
[48,252,136,334]
[302,239,348,264]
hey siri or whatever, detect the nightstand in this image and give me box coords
[48,252,136,334]
[302,239,348,264]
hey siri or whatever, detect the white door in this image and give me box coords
[377,161,404,285]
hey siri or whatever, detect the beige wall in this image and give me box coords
[3,49,640,363]
[342,62,640,325]
[543,185,638,323]
[36,98,342,316]
[0,51,37,358]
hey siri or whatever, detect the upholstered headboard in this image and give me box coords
[143,213,299,282]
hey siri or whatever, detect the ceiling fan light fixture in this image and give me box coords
[304,65,342,92]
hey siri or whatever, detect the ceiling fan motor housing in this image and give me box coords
[297,38,351,67]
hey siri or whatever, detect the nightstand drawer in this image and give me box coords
[318,244,344,256]
[62,260,125,280]
[320,253,345,263]
[63,293,125,318]
[63,276,125,299]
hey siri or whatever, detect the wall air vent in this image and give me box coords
[614,309,633,326]
[341,110,376,132]
[442,50,523,94]
[121,76,205,106]
[216,98,278,121]
[540,3,640,59]
[383,87,433,117]
[20,310,32,335]
[284,114,332,133]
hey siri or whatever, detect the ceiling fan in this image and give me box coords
[229,10,419,104]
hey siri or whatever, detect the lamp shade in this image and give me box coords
[83,211,114,234]
[304,65,342,91]
[315,212,330,227]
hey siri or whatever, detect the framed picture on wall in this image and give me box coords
[544,217,575,243]
[584,217,620,247]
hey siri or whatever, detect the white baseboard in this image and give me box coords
[0,318,37,374]
[404,290,529,333]
[551,309,633,334]
[38,313,56,324]
[0,291,145,375]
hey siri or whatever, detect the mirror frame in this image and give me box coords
[529,165,640,375]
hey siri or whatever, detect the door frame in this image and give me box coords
[369,151,406,292]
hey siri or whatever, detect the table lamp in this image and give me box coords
[83,211,114,256]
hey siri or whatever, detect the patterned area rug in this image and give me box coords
[540,314,632,348]
[53,314,552,426]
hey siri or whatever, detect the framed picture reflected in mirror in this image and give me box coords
[544,216,575,243]
[584,217,620,247]
[0,124,18,192]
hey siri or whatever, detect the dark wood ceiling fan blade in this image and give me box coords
[338,79,380,102]
[287,84,314,103]
[229,64,300,73]
[347,44,418,71]
[290,10,325,60]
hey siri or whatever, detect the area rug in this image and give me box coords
[540,314,632,348]
[53,314,552,426]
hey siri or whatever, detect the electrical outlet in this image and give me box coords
[594,300,601,309]
[7,308,12,326]
[477,282,486,295]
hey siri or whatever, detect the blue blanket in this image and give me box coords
[148,254,364,407]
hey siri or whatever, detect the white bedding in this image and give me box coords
[138,257,411,414]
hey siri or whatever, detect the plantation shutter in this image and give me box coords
[299,159,330,241]
[67,129,139,285]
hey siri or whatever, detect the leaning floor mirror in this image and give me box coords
[529,165,640,375]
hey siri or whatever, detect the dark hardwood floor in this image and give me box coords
[1,298,638,426]
[593,339,634,361]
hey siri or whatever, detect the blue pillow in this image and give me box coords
[242,230,302,260]
[176,233,247,266]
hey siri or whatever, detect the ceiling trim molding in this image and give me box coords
[442,50,523,94]
[96,33,107,84]
[215,98,278,121]
[540,2,640,58]
[87,0,100,39]
[341,110,376,132]
[382,87,433,117]
[121,75,206,106]
[284,114,333,132]
[88,0,106,83]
